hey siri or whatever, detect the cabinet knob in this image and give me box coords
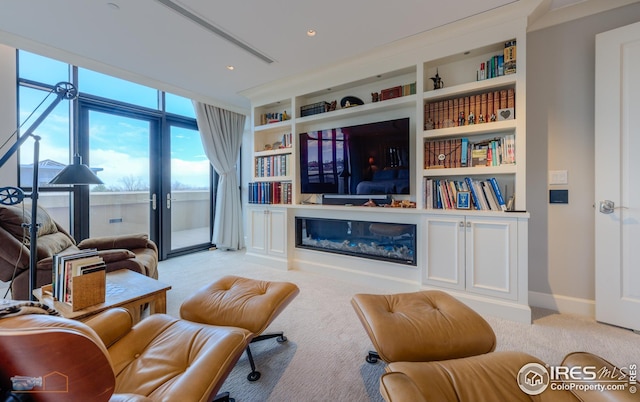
[459,221,464,227]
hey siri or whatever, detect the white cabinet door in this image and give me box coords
[267,208,287,257]
[247,206,287,259]
[465,217,518,300]
[422,215,465,290]
[248,208,268,254]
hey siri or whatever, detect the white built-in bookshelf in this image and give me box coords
[244,16,531,323]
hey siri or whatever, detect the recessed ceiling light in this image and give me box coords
[307,29,317,37]
[226,65,235,71]
[107,2,120,10]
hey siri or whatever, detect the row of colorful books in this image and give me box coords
[52,249,106,304]
[424,177,507,211]
[424,135,515,169]
[255,154,290,178]
[477,40,517,80]
[248,181,292,204]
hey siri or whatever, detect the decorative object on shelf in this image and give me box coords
[371,92,379,102]
[384,199,416,208]
[456,191,471,209]
[263,143,273,150]
[340,96,364,108]
[363,199,377,207]
[430,69,444,90]
[272,141,282,149]
[497,108,514,120]
[468,111,475,125]
[328,100,337,111]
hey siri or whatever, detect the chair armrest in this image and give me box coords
[562,352,637,402]
[78,233,155,252]
[85,307,134,348]
[379,372,428,402]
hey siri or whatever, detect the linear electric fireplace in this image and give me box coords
[295,217,416,265]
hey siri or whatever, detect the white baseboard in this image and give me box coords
[528,291,595,318]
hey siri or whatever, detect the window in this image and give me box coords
[16,49,215,258]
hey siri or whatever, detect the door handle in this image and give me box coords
[150,193,157,210]
[599,200,628,214]
[167,193,177,209]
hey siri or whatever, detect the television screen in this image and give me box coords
[299,117,410,195]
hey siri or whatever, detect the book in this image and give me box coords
[489,177,507,211]
[465,177,481,210]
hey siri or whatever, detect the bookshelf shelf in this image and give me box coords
[422,165,517,176]
[254,148,293,157]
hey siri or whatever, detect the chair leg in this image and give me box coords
[245,331,289,382]
[213,391,234,402]
[366,350,380,364]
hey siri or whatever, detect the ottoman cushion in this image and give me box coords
[180,275,299,335]
[351,290,496,362]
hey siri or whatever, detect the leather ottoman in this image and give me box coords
[180,275,300,381]
[351,290,496,363]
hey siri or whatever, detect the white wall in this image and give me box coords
[0,45,17,185]
[526,2,640,314]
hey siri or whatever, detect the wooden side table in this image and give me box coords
[34,269,171,323]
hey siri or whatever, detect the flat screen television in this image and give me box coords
[299,117,410,195]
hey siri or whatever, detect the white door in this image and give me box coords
[595,21,640,331]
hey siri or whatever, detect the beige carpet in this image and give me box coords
[158,249,640,402]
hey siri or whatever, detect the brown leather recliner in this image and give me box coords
[0,204,158,300]
[0,306,251,402]
[379,350,638,401]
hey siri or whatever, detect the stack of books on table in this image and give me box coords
[52,249,106,305]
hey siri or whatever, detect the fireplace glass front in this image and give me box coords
[295,217,416,265]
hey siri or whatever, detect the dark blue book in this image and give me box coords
[489,177,507,211]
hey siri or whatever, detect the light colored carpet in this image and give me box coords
[158,249,640,402]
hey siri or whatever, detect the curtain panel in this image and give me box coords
[193,102,246,250]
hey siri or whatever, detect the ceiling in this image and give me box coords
[0,0,583,113]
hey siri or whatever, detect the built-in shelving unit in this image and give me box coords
[243,15,531,323]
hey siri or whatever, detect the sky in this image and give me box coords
[16,51,210,190]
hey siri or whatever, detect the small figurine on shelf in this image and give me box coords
[478,114,484,123]
[490,113,497,122]
[430,69,444,90]
[468,111,475,125]
[458,111,465,126]
[424,118,435,130]
[371,92,379,102]
[282,110,289,120]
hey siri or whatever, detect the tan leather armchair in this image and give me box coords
[380,350,638,402]
[0,307,251,402]
[0,204,158,300]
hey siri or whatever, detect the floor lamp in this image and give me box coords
[0,82,103,300]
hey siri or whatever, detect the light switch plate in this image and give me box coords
[549,170,568,185]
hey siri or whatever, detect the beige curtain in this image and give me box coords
[193,102,246,250]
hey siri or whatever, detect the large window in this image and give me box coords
[16,50,214,258]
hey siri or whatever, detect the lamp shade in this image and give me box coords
[49,154,104,185]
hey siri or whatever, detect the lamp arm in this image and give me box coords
[0,82,77,300]
[0,82,78,170]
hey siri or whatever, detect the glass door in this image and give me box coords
[165,124,213,255]
[82,108,156,241]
